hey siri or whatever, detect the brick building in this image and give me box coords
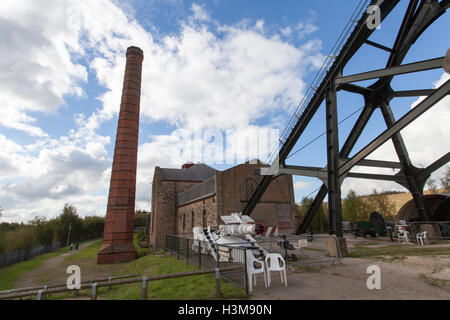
[149,161,296,251]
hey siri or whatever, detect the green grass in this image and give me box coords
[347,243,450,259]
[0,247,70,291]
[64,234,147,262]
[419,273,450,292]
[64,240,102,261]
[134,234,149,258]
[293,265,324,273]
[103,253,247,300]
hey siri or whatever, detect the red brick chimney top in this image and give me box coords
[126,46,144,59]
[181,162,194,170]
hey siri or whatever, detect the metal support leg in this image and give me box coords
[379,102,431,220]
[325,80,343,237]
[297,106,375,235]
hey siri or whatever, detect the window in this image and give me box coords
[183,213,186,231]
[191,211,194,229]
[203,209,207,228]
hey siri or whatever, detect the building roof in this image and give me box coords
[159,163,216,181]
[177,176,216,206]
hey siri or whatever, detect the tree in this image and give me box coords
[440,166,450,192]
[55,204,83,244]
[83,216,105,237]
[135,210,148,228]
[4,226,37,252]
[426,177,438,193]
[342,189,397,225]
[295,197,328,233]
[342,190,369,226]
[365,189,397,219]
[30,216,55,245]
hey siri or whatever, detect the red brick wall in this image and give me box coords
[98,47,144,264]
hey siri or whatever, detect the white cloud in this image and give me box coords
[191,3,210,22]
[0,0,88,137]
[0,0,326,222]
[342,72,450,196]
[294,181,311,190]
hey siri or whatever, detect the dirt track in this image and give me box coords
[13,241,122,289]
[11,238,450,300]
[249,239,450,300]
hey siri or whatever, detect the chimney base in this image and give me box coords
[97,243,136,264]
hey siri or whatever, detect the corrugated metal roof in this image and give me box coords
[159,163,216,181]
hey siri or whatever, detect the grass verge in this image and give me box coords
[0,247,70,291]
[347,242,450,259]
[419,273,450,292]
[102,253,247,300]
[64,235,147,262]
[64,240,102,261]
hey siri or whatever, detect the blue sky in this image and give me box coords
[0,0,448,223]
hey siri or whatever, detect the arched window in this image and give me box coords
[203,209,207,228]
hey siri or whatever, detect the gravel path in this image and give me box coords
[11,241,124,289]
[249,256,450,300]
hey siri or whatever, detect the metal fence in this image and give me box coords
[165,235,248,293]
[0,233,101,269]
[255,235,343,267]
[165,234,343,294]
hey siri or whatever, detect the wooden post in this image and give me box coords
[215,267,221,299]
[198,241,202,269]
[42,285,48,300]
[186,238,189,262]
[141,277,148,300]
[91,283,98,300]
[36,289,43,300]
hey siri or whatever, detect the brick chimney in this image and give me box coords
[181,162,194,170]
[97,46,144,264]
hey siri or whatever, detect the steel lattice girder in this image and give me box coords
[242,0,450,236]
[242,0,401,217]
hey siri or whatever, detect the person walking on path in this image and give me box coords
[70,242,74,251]
[75,242,79,250]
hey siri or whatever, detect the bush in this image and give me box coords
[0,204,105,254]
[4,226,38,252]
[30,217,56,245]
[134,210,148,228]
[296,196,328,233]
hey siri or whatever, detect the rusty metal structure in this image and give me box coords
[397,193,450,221]
[242,0,450,237]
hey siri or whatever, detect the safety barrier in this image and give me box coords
[166,234,343,294]
[0,234,102,269]
[165,235,248,294]
[0,265,241,300]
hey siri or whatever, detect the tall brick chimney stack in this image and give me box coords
[97,46,144,264]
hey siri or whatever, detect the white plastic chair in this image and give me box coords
[265,253,287,287]
[416,231,430,245]
[246,251,267,292]
[397,228,410,244]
